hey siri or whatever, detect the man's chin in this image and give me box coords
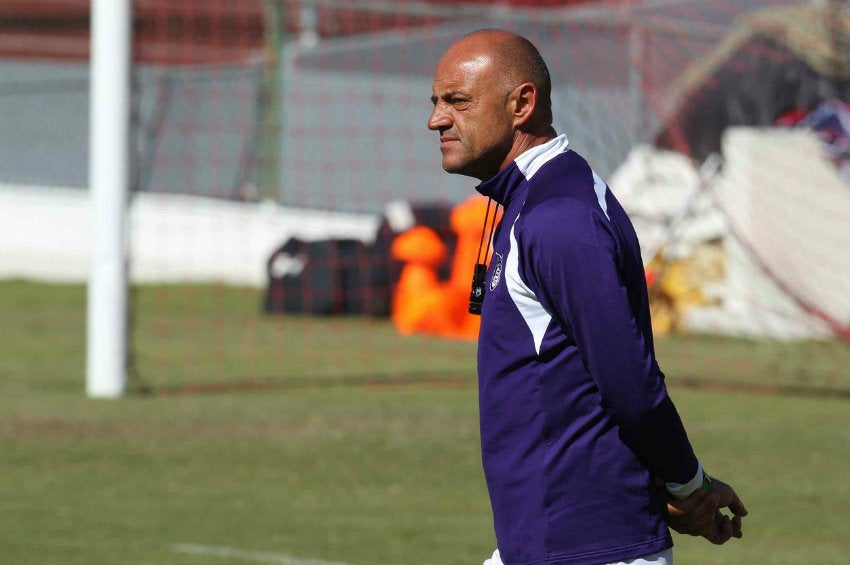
[444,163,488,181]
[442,159,472,177]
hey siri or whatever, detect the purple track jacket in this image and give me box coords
[475,135,700,565]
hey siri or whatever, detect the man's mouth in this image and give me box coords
[440,136,459,149]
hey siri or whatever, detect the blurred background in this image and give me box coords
[0,1,848,564]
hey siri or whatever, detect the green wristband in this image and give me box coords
[699,470,712,493]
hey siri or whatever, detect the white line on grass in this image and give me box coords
[172,543,356,565]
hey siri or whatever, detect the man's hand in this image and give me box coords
[665,477,748,545]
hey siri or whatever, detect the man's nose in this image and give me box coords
[428,104,450,131]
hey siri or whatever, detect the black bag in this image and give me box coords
[264,238,392,316]
[263,202,456,317]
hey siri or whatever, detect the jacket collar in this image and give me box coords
[475,134,570,206]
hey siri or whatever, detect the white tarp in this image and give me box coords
[707,127,850,338]
[610,127,850,340]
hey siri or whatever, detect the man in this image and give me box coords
[428,29,747,565]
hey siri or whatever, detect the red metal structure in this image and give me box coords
[0,0,619,64]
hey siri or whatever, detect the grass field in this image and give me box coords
[1,280,849,565]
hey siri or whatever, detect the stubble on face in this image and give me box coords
[429,46,514,180]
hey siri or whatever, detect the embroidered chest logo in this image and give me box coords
[490,252,503,291]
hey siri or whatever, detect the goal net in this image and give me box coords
[1,0,847,393]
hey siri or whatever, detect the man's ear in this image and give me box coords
[509,82,537,128]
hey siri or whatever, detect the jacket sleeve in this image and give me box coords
[519,199,700,484]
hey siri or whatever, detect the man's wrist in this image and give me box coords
[665,461,707,500]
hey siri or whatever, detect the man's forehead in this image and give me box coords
[432,54,494,93]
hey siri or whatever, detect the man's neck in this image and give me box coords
[498,127,558,175]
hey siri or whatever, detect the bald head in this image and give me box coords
[428,29,557,180]
[448,29,553,128]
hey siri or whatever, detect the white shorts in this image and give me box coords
[482,547,673,565]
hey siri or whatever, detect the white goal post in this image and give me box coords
[86,0,132,398]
